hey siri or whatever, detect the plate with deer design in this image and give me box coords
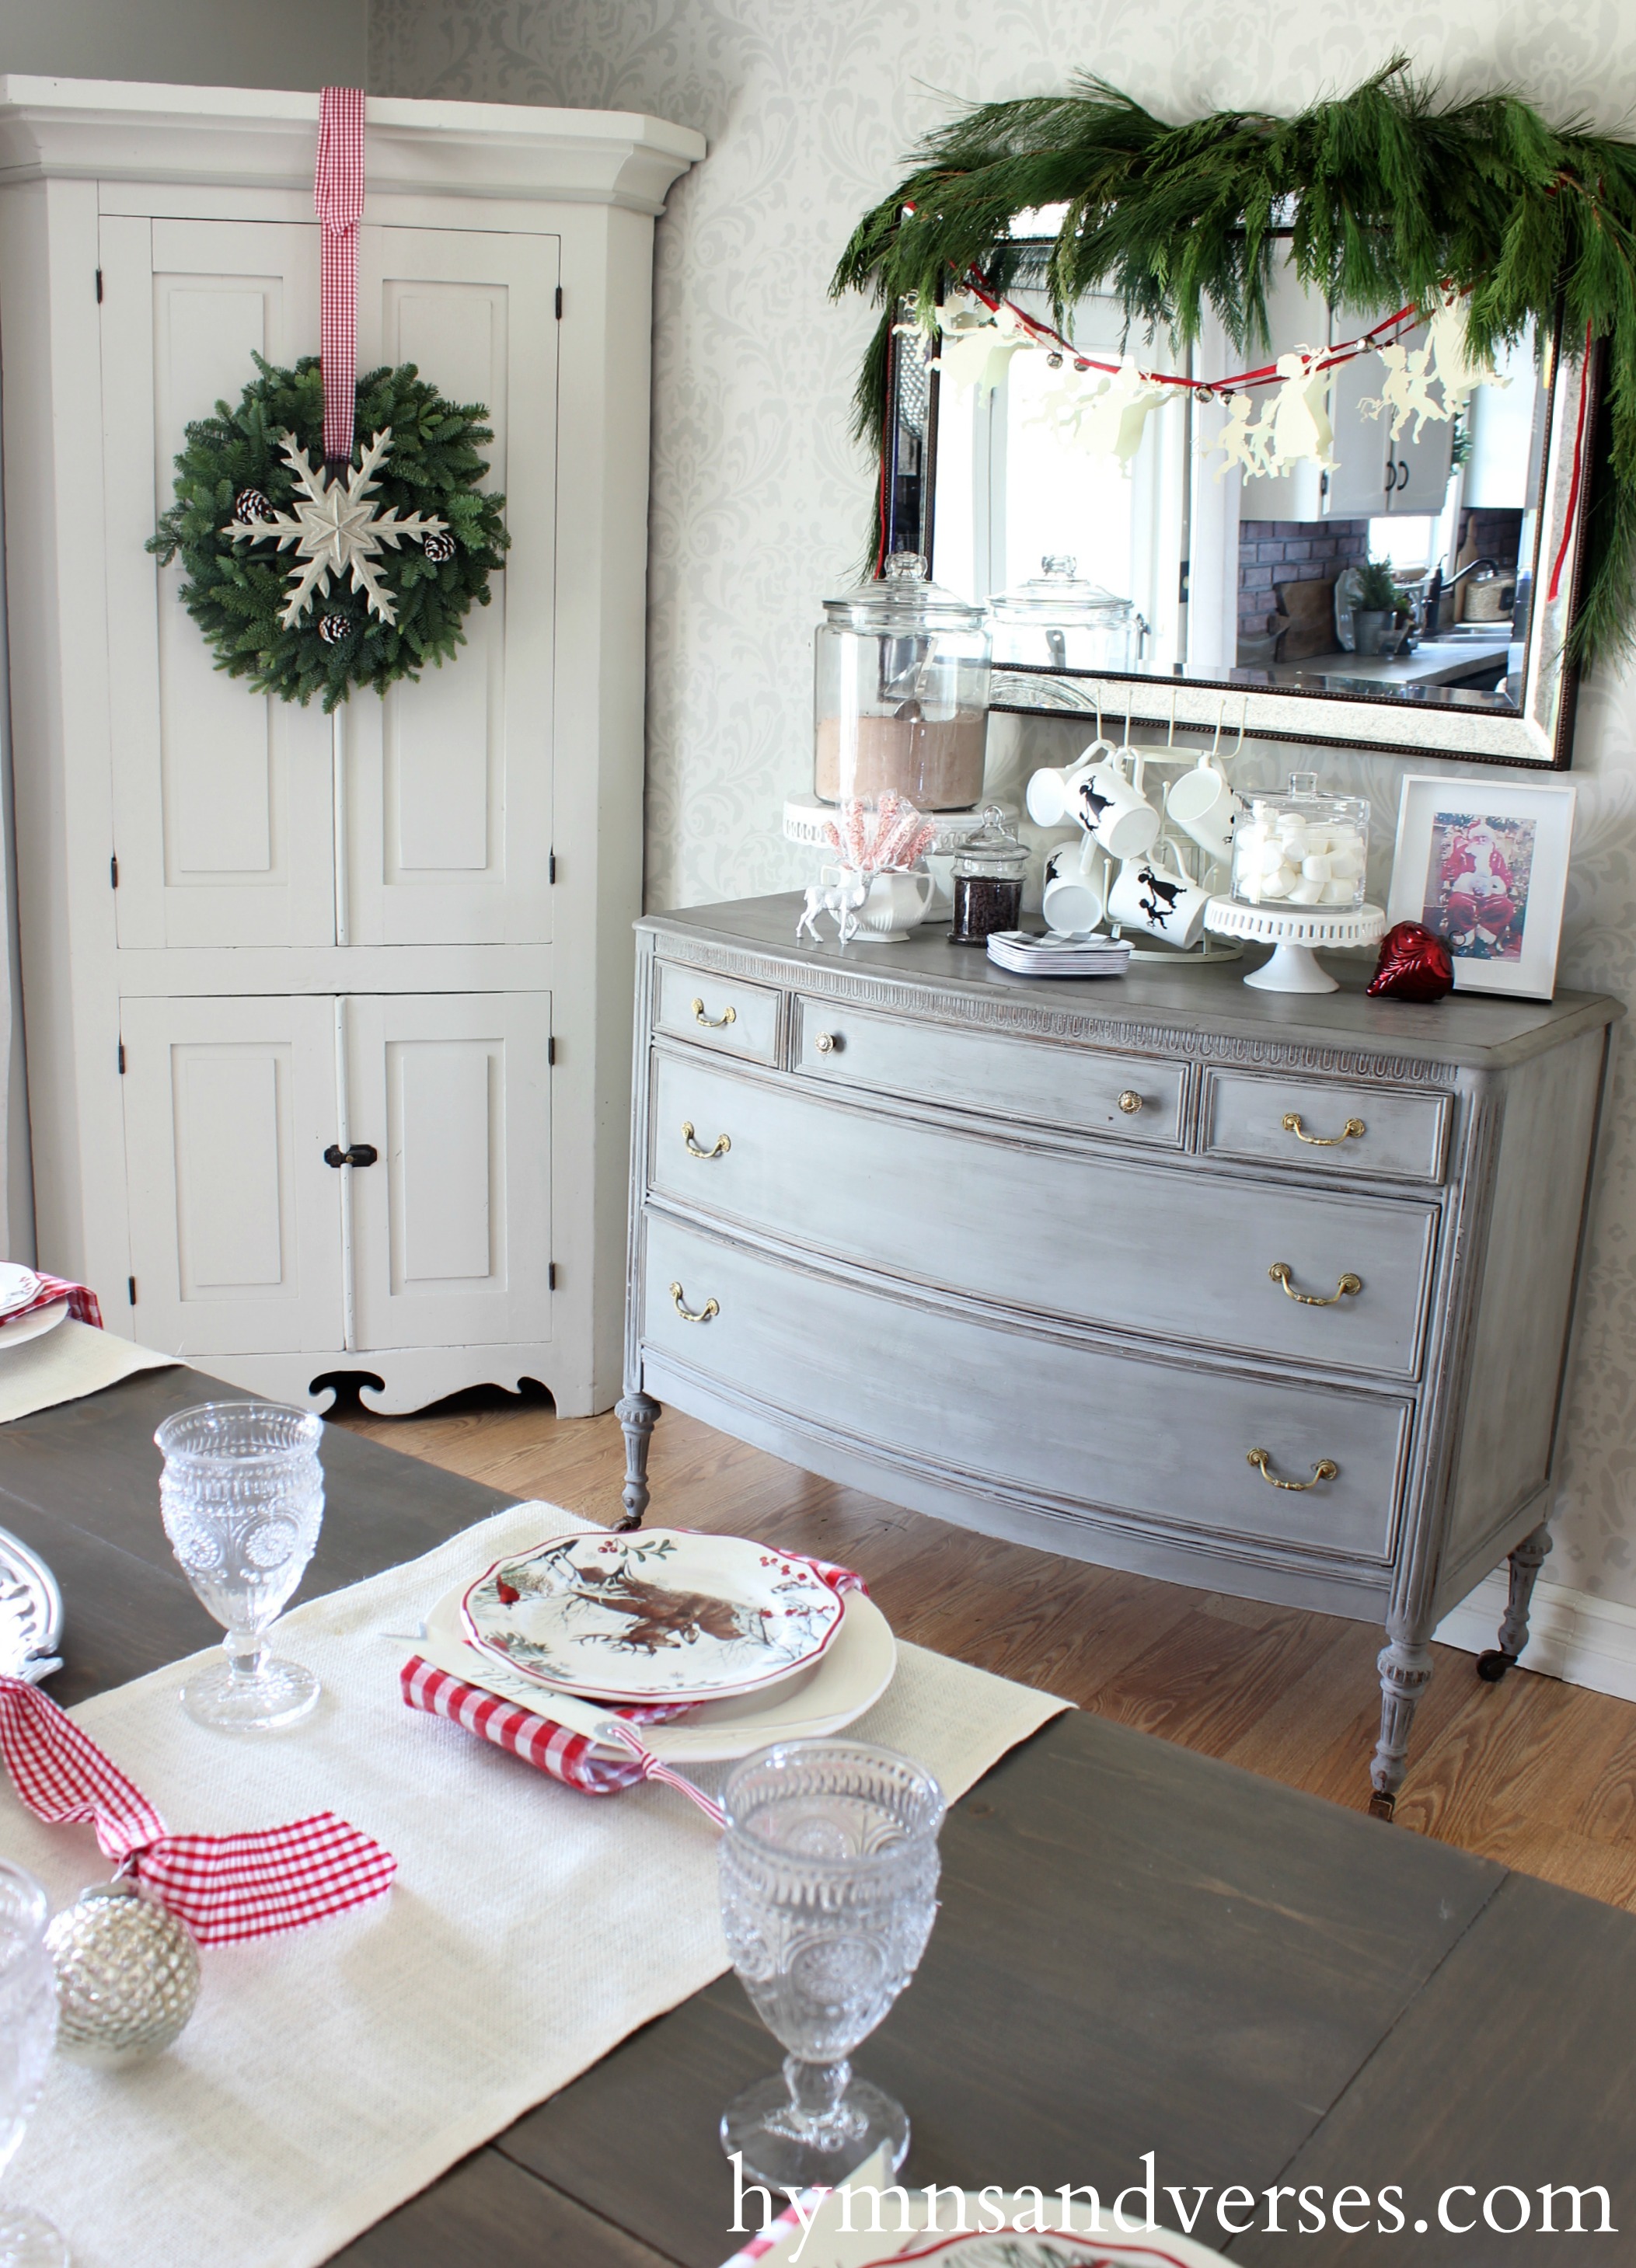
[458,1529,850,1705]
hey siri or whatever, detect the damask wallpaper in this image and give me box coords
[372,0,1636,1622]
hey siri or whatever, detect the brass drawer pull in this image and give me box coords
[813,1031,839,1055]
[1282,1111,1365,1146]
[692,998,737,1029]
[669,1281,719,1323]
[1247,1447,1338,1491]
[1268,1261,1362,1307]
[681,1120,731,1160]
[1117,1090,1142,1115]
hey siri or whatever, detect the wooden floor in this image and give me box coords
[332,1381,1636,1912]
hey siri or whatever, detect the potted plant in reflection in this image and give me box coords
[1352,558,1411,657]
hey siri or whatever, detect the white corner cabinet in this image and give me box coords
[0,78,701,1412]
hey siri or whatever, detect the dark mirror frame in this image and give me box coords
[888,298,1600,770]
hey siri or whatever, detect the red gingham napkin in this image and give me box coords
[0,1674,395,1945]
[314,86,365,467]
[0,1272,102,1331]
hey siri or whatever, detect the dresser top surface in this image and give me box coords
[640,895,1623,1072]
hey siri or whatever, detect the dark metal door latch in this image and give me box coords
[323,1144,378,1169]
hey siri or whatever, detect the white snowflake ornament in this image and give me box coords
[224,428,449,629]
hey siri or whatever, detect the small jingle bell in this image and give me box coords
[47,1880,200,2065]
[318,613,351,646]
[422,530,456,563]
[232,486,272,525]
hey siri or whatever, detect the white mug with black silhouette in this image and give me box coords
[1041,833,1108,936]
[1027,743,1160,861]
[1108,855,1212,949]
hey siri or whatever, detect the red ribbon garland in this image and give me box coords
[314,87,366,472]
[0,1675,395,1946]
[1547,320,1596,604]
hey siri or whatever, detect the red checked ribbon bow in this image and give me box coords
[0,1676,395,1946]
[314,85,366,474]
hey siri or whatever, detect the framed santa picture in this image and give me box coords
[1386,775,1578,1001]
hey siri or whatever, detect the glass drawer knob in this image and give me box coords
[1118,1091,1142,1114]
[814,1032,839,1055]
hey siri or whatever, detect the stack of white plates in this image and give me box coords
[0,1263,66,1350]
[418,1528,896,1763]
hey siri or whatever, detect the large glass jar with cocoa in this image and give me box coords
[814,552,991,810]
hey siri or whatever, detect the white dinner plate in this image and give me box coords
[0,1263,44,1315]
[423,1583,897,1763]
[0,1299,68,1350]
[459,1528,849,1705]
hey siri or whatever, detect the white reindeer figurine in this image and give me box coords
[797,870,869,946]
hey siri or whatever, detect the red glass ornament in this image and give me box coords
[1367,921,1455,1002]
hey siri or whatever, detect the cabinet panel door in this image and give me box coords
[101,218,335,949]
[119,996,343,1357]
[344,229,559,946]
[344,994,551,1350]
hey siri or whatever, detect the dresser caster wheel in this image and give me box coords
[1476,1648,1518,1683]
[1367,1789,1396,1821]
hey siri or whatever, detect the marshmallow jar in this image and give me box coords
[1230,772,1369,911]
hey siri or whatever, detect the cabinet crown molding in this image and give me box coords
[0,76,705,212]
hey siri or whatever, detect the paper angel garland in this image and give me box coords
[932,297,1032,404]
[1033,356,1174,470]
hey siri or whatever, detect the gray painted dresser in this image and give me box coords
[619,894,1622,1811]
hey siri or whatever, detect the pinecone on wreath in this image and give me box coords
[232,486,273,524]
[422,530,456,563]
[318,613,351,646]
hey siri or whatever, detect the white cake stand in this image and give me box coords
[782,797,994,853]
[1204,897,1386,993]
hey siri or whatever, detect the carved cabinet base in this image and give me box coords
[624,895,1620,1806]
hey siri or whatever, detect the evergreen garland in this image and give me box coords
[833,57,1636,667]
[149,355,509,711]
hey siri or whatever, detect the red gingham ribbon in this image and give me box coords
[0,1676,394,1946]
[314,86,365,470]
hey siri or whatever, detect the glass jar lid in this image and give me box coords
[986,556,1136,629]
[822,551,989,633]
[1247,770,1369,827]
[954,804,1027,876]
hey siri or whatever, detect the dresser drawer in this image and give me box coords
[1203,1070,1451,1183]
[792,997,1184,1145]
[654,961,781,1064]
[643,1213,1407,1566]
[649,1054,1437,1380]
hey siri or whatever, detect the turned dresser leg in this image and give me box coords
[1369,1634,1435,1820]
[614,1392,661,1530]
[1477,1522,1553,1683]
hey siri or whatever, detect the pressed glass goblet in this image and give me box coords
[718,1738,944,2189]
[0,1861,68,2268]
[155,1400,325,1731]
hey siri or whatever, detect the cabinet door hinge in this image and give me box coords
[546,1035,556,1066]
[548,1261,558,1290]
[548,849,557,884]
[95,268,103,304]
[109,854,119,889]
[127,1275,136,1306]
[555,284,563,320]
[117,1040,125,1074]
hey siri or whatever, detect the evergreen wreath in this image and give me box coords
[149,354,509,712]
[833,56,1636,666]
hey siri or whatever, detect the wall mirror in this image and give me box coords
[888,259,1599,768]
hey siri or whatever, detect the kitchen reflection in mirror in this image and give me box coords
[917,261,1594,766]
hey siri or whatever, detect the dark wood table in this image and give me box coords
[4,1367,1634,2265]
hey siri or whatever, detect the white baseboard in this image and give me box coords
[1434,1574,1636,1706]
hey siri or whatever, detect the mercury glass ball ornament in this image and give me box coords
[46,1882,200,2065]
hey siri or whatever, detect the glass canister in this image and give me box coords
[949,805,1027,944]
[815,552,991,810]
[986,556,1143,671]
[1230,772,1370,909]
